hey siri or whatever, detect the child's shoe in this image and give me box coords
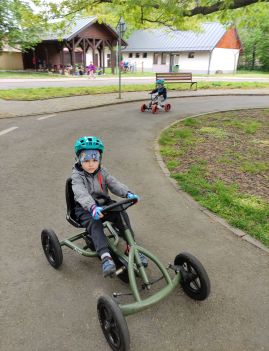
[102,257,116,277]
[138,252,148,268]
[125,244,148,268]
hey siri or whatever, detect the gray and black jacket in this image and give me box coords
[71,163,130,210]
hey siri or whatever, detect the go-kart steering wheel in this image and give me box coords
[102,198,138,214]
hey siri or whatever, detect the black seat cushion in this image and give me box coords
[65,177,82,228]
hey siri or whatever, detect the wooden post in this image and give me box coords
[93,39,96,66]
[111,44,116,74]
[83,38,86,72]
[102,40,105,74]
[72,39,76,75]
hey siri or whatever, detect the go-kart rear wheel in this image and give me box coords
[174,252,210,301]
[164,103,171,112]
[41,228,63,269]
[140,104,147,112]
[97,295,130,351]
[152,104,158,114]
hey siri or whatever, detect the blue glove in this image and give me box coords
[90,204,103,220]
[127,192,140,201]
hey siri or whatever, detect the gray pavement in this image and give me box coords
[0,92,269,351]
[1,88,269,118]
[1,75,269,89]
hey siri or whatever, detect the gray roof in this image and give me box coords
[123,22,226,52]
[43,16,119,41]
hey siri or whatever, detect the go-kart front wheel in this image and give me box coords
[164,103,171,112]
[97,295,130,351]
[152,104,158,114]
[174,252,210,301]
[140,104,147,112]
[41,228,63,269]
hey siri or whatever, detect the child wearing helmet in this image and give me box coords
[71,136,148,277]
[151,79,167,108]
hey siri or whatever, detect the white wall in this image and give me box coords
[123,49,240,74]
[210,48,240,74]
[178,52,211,74]
[86,48,110,67]
[122,52,154,71]
[122,51,212,73]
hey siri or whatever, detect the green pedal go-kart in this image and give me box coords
[41,178,211,351]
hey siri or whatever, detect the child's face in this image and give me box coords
[81,159,99,173]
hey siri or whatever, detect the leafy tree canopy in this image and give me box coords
[0,0,47,51]
[1,0,269,52]
[34,0,269,34]
[238,8,269,70]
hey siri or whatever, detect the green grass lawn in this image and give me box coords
[1,81,269,100]
[159,109,269,247]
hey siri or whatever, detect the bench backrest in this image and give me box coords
[156,72,193,81]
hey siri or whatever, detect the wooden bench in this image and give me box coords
[156,72,197,90]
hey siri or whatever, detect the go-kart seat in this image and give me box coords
[65,177,83,228]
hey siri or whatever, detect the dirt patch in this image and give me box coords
[172,109,269,202]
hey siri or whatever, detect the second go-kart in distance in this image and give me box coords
[141,93,171,114]
[141,79,171,114]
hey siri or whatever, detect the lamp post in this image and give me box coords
[116,16,126,99]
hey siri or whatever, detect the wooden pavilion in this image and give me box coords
[23,17,126,74]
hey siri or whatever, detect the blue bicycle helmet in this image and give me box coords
[156,79,165,85]
[74,136,104,156]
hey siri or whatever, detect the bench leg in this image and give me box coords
[190,82,197,91]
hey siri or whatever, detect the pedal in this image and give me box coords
[168,263,181,273]
[113,291,133,298]
[115,266,127,276]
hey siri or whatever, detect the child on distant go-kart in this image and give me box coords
[150,79,167,109]
[71,136,148,277]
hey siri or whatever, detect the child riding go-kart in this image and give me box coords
[141,79,171,114]
[41,136,211,351]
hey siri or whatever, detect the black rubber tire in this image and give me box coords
[41,228,63,269]
[174,252,210,301]
[97,295,130,351]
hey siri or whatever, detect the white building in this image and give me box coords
[122,23,242,74]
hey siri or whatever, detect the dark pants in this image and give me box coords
[74,205,134,257]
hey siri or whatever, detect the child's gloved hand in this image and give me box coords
[127,192,140,201]
[90,204,104,220]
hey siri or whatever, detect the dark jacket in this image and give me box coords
[151,86,167,99]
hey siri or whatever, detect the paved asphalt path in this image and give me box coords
[0,96,269,351]
[1,76,269,89]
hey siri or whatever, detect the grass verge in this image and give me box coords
[159,109,269,247]
[1,81,269,100]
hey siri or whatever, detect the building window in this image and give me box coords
[161,53,167,64]
[153,53,160,64]
[128,53,133,58]
[143,52,147,58]
[188,52,195,58]
[135,53,140,58]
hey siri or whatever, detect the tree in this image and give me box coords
[0,0,46,51]
[37,0,269,30]
[238,12,269,71]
